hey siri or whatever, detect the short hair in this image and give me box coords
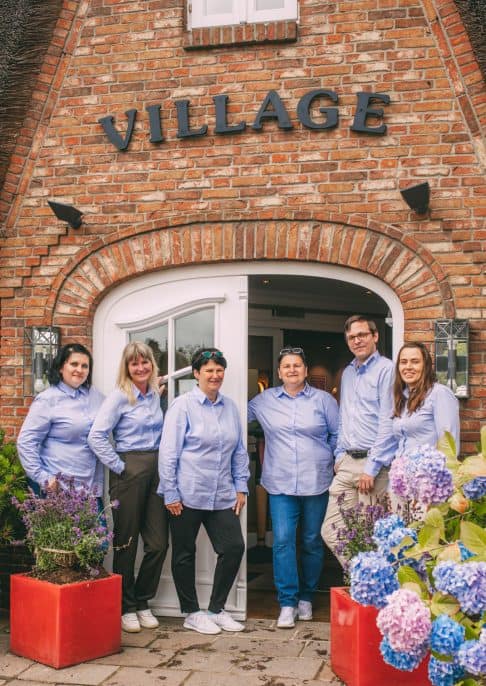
[49,343,93,388]
[393,342,435,417]
[277,347,307,367]
[191,347,227,372]
[117,341,159,404]
[344,314,378,335]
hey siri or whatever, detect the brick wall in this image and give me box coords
[0,0,485,447]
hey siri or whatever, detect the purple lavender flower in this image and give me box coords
[430,615,465,655]
[380,636,428,671]
[457,638,486,676]
[428,656,465,686]
[376,588,431,652]
[463,476,486,500]
[349,551,399,609]
[433,561,486,616]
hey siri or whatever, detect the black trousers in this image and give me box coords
[169,506,245,614]
[109,450,169,614]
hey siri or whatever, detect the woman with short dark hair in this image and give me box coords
[158,347,249,635]
[17,343,104,496]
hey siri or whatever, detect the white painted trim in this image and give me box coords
[116,297,225,330]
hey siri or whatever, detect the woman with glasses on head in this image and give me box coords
[88,341,168,634]
[393,342,460,455]
[158,347,250,635]
[17,343,104,499]
[248,347,339,628]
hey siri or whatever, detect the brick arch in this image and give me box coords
[48,218,455,336]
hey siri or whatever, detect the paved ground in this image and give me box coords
[0,613,344,686]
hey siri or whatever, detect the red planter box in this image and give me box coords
[330,587,430,686]
[10,572,122,669]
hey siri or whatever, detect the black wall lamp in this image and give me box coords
[24,326,61,395]
[400,182,430,215]
[47,201,83,229]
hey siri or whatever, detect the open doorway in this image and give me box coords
[246,274,391,620]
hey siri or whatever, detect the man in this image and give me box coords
[321,314,397,566]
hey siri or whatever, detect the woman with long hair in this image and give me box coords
[89,341,168,634]
[392,342,460,454]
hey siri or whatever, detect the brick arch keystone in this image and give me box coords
[47,218,455,333]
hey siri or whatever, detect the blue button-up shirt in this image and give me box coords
[158,386,250,510]
[392,382,460,456]
[88,386,163,474]
[336,352,397,478]
[17,382,105,495]
[248,383,339,496]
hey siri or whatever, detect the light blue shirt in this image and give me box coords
[336,352,397,478]
[158,385,250,510]
[88,386,163,474]
[248,383,339,496]
[17,382,105,496]
[392,382,460,456]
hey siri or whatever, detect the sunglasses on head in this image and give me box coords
[196,350,224,362]
[279,347,304,356]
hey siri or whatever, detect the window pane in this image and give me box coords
[206,0,232,14]
[130,324,169,376]
[174,308,214,371]
[175,372,197,397]
[255,0,285,9]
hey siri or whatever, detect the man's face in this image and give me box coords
[345,321,378,364]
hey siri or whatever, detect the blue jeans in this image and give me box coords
[269,493,329,608]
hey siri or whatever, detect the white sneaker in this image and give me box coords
[137,609,159,629]
[297,600,313,621]
[183,611,221,635]
[210,610,244,632]
[277,606,298,628]
[121,612,141,633]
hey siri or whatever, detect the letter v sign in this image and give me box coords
[98,109,137,151]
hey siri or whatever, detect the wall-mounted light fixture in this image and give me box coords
[400,182,430,215]
[434,319,469,398]
[24,326,61,395]
[47,201,83,229]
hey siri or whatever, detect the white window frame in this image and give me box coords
[188,0,298,30]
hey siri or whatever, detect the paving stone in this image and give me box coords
[120,631,158,648]
[300,640,330,659]
[294,622,330,640]
[184,673,275,685]
[17,663,118,684]
[90,646,172,667]
[0,653,33,677]
[151,632,219,652]
[102,666,190,686]
[211,635,304,657]
[4,681,53,686]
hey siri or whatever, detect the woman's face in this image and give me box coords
[194,360,225,398]
[278,354,307,389]
[60,352,90,389]
[127,354,153,391]
[398,347,425,389]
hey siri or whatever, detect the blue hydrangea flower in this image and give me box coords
[433,561,486,616]
[377,526,418,563]
[380,636,428,671]
[457,638,486,676]
[428,656,465,686]
[350,551,399,609]
[458,541,475,561]
[430,615,465,655]
[373,515,405,545]
[463,476,486,500]
[390,445,454,505]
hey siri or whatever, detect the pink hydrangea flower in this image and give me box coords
[377,588,431,652]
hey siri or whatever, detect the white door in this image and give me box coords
[93,265,249,618]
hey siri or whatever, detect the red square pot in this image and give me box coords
[330,587,431,686]
[10,572,122,669]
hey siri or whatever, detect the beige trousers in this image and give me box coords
[321,453,389,567]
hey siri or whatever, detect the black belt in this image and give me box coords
[348,450,369,459]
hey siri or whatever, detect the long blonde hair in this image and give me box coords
[117,341,159,405]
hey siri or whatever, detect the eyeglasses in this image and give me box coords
[195,350,224,363]
[346,332,373,343]
[279,347,304,356]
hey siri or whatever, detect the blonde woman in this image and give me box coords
[89,341,167,633]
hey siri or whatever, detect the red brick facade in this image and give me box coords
[0,0,485,446]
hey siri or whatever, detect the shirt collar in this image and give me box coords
[58,381,88,398]
[351,350,380,373]
[131,383,155,400]
[194,384,224,406]
[275,382,311,398]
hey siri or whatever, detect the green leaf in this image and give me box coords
[430,592,460,617]
[418,523,441,553]
[458,454,486,481]
[460,520,486,555]
[424,508,445,538]
[481,425,486,457]
[437,431,458,463]
[436,542,462,562]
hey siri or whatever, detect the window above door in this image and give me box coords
[188,0,298,29]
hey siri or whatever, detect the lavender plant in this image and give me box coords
[13,475,115,576]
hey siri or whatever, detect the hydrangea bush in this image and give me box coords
[349,428,486,686]
[13,475,115,576]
